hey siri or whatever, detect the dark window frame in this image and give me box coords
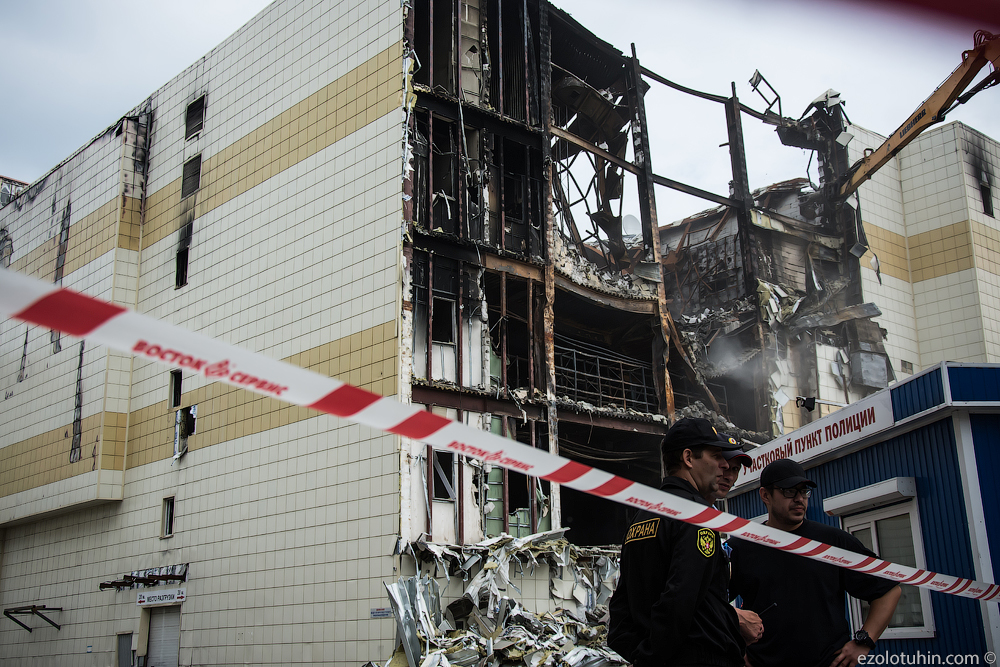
[161,497,175,538]
[185,96,206,139]
[169,370,182,408]
[181,155,202,200]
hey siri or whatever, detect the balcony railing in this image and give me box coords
[554,334,657,414]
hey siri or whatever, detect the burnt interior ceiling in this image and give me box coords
[553,289,652,355]
[558,422,661,547]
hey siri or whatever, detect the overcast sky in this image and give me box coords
[2,0,997,223]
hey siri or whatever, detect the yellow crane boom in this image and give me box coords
[839,30,1000,200]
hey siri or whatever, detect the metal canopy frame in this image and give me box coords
[4,605,62,633]
[99,573,187,591]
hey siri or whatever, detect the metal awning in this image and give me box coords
[4,605,62,632]
[99,573,187,591]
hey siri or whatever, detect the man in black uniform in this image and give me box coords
[729,459,901,667]
[609,418,745,667]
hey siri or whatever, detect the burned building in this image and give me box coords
[663,108,1000,437]
[399,1,733,552]
[0,0,743,664]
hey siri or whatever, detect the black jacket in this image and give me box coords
[608,477,744,667]
[729,519,900,667]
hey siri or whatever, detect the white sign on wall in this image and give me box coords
[732,391,894,493]
[137,588,186,607]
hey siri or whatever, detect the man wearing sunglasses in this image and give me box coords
[729,459,901,667]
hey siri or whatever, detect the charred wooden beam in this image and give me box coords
[411,384,546,420]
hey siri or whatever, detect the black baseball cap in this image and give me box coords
[760,458,817,489]
[721,436,752,467]
[662,418,742,453]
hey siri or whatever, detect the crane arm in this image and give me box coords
[839,31,1000,200]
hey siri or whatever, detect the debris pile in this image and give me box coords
[382,530,626,667]
[674,401,768,446]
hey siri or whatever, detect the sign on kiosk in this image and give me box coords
[137,588,186,607]
[731,391,894,493]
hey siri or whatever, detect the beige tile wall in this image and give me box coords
[908,220,975,283]
[127,322,397,470]
[2,322,397,497]
[141,41,403,251]
[861,222,910,283]
[8,196,141,281]
[0,411,126,497]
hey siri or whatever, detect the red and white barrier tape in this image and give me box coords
[2,266,997,602]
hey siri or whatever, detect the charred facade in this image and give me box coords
[400,1,722,547]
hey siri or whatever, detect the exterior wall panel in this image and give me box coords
[891,367,944,420]
[970,414,1000,594]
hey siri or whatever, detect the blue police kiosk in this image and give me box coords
[727,362,1000,653]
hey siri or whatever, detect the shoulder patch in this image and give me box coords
[624,518,659,544]
[697,528,716,557]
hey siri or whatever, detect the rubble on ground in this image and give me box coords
[380,530,626,667]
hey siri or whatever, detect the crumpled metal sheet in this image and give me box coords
[379,531,628,667]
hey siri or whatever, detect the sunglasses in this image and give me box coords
[775,487,812,499]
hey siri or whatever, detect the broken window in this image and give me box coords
[174,405,195,460]
[981,176,994,217]
[498,139,543,255]
[185,96,206,140]
[483,271,535,393]
[431,450,456,501]
[411,251,486,387]
[409,0,538,122]
[481,416,550,538]
[409,109,542,256]
[181,155,201,199]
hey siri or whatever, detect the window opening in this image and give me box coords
[185,96,206,139]
[432,450,456,501]
[981,177,994,217]
[843,501,934,638]
[483,416,549,538]
[431,0,456,94]
[431,119,458,234]
[169,370,182,408]
[175,223,192,289]
[175,249,189,288]
[411,0,431,88]
[431,297,456,343]
[162,497,175,537]
[181,155,201,199]
[413,252,477,384]
[484,271,533,393]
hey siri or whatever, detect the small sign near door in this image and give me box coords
[137,588,186,607]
